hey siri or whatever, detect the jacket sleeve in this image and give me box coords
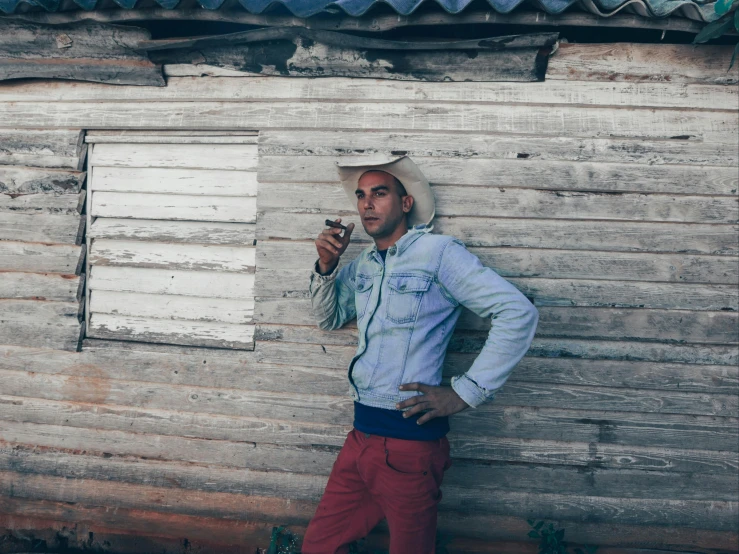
[309,256,359,330]
[437,239,539,408]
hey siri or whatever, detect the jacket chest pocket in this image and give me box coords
[386,274,432,324]
[355,275,374,320]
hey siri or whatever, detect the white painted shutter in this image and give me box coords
[85,132,258,350]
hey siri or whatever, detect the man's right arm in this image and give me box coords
[309,218,357,331]
[309,256,358,330]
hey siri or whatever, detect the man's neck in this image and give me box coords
[373,225,408,251]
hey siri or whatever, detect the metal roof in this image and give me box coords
[0,0,720,22]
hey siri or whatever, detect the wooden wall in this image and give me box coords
[0,42,737,553]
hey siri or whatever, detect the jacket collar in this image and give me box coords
[367,223,432,260]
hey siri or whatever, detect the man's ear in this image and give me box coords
[403,195,414,213]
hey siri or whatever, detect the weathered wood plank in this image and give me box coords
[258,129,739,167]
[1,102,735,144]
[0,213,84,244]
[1,466,736,530]
[0,300,82,351]
[1,411,736,476]
[88,314,255,350]
[0,20,164,86]
[4,381,736,453]
[90,166,257,196]
[2,76,736,112]
[2,496,736,553]
[255,298,739,344]
[526,338,738,366]
[3,444,737,509]
[0,272,82,302]
[547,43,739,86]
[89,218,256,245]
[0,241,84,274]
[0,129,84,170]
[0,166,85,194]
[90,239,256,273]
[256,268,739,311]
[150,39,548,82]
[256,240,739,285]
[90,266,255,299]
[257,213,739,256]
[91,143,258,171]
[4,495,736,553]
[92,191,257,223]
[86,130,258,144]
[258,156,739,196]
[0,190,83,215]
[91,290,254,324]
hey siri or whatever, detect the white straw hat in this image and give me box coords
[336,155,435,227]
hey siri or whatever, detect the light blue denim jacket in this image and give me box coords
[308,226,539,410]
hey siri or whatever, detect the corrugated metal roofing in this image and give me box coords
[0,0,720,22]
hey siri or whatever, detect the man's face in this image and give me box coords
[355,171,413,239]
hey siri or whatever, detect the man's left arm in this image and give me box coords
[397,238,539,422]
[440,239,539,408]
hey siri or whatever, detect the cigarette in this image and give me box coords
[325,219,347,230]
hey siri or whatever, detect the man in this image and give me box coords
[301,155,539,554]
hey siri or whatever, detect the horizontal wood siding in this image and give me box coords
[0,42,737,552]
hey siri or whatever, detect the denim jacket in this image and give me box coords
[308,226,539,410]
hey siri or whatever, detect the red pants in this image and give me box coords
[301,428,452,554]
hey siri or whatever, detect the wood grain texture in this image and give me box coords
[2,496,736,552]
[0,190,83,215]
[0,272,82,302]
[256,240,739,285]
[0,129,84,170]
[90,266,255,299]
[90,290,254,324]
[1,414,736,476]
[89,218,256,245]
[3,385,736,453]
[0,212,85,244]
[2,443,737,508]
[90,166,258,196]
[257,212,739,256]
[0,20,163,86]
[258,129,739,167]
[0,166,85,194]
[547,43,739,85]
[90,143,258,171]
[0,300,82,351]
[1,76,735,111]
[258,155,739,196]
[0,241,84,274]
[1,102,735,144]
[88,314,255,350]
[91,191,257,223]
[0,465,736,530]
[90,239,256,273]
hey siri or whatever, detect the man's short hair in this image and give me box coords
[359,170,407,197]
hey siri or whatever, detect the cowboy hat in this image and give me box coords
[336,155,435,227]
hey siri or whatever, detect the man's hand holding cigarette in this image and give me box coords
[315,218,355,275]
